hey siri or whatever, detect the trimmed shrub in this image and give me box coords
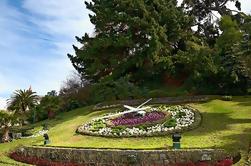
[221,96,233,101]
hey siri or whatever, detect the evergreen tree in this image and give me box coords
[68,0,192,84]
[68,0,250,97]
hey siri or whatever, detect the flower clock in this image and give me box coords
[77,105,201,137]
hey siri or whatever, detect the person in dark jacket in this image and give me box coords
[43,133,50,145]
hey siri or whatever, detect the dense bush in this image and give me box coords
[164,118,177,128]
[221,96,233,101]
[89,77,142,103]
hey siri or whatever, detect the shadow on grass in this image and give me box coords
[218,128,251,165]
[233,96,251,107]
[186,112,251,136]
[32,106,95,129]
[219,127,251,151]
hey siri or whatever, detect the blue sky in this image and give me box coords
[0,0,94,109]
[0,0,250,109]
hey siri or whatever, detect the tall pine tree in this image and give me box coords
[68,0,192,84]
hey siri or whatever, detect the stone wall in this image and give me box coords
[93,95,215,110]
[15,146,230,165]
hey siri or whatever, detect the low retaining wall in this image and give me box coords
[93,95,214,110]
[14,146,230,165]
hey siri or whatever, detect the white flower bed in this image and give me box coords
[22,130,48,139]
[77,105,198,137]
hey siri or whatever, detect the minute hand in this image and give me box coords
[136,98,152,109]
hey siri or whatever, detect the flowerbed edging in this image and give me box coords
[93,96,212,110]
[77,105,202,138]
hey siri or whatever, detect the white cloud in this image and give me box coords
[22,0,94,41]
[0,97,7,110]
[0,0,94,100]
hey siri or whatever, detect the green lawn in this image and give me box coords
[0,96,251,165]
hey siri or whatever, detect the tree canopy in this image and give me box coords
[68,0,193,83]
[68,0,251,97]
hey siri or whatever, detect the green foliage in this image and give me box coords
[136,125,148,130]
[239,15,251,79]
[90,77,142,103]
[67,0,250,97]
[65,100,81,111]
[7,89,39,113]
[213,16,249,94]
[163,118,177,128]
[175,47,218,92]
[40,93,61,114]
[27,105,47,123]
[0,110,19,127]
[182,0,241,47]
[90,119,107,131]
[111,126,126,134]
[147,89,170,98]
[175,111,186,118]
[0,110,20,142]
[179,16,249,94]
[68,0,191,83]
[216,15,243,50]
[221,96,233,101]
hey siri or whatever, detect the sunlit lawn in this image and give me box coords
[0,96,250,165]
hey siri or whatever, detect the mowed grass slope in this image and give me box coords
[0,96,250,165]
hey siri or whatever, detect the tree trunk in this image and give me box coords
[2,127,10,143]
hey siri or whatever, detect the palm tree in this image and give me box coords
[0,110,19,142]
[7,89,39,113]
[0,88,39,142]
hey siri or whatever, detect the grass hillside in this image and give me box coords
[0,96,251,165]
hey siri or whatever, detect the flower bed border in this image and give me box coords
[77,105,202,138]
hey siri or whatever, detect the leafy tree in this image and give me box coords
[40,91,61,119]
[239,15,251,79]
[0,110,19,142]
[215,15,249,94]
[59,72,90,110]
[216,15,242,49]
[59,72,87,97]
[181,0,246,48]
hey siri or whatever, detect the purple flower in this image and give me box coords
[111,111,165,126]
